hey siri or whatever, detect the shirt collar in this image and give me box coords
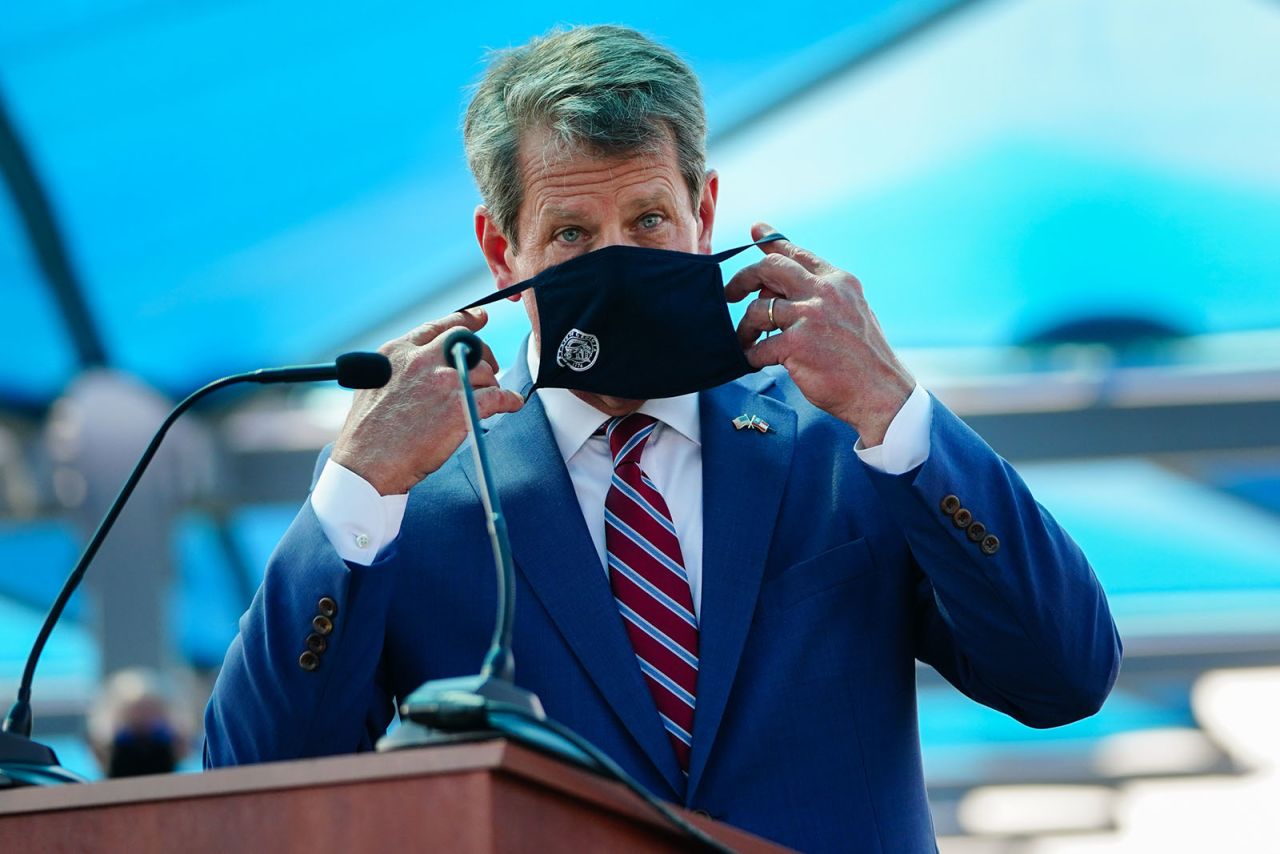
[527,341,701,462]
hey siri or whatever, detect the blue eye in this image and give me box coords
[640,214,662,229]
[558,228,582,243]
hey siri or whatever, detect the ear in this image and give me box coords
[475,205,523,300]
[696,169,719,255]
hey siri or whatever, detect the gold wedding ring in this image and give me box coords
[768,297,778,331]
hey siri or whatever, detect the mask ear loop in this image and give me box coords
[706,232,787,264]
[455,282,541,401]
[457,277,534,312]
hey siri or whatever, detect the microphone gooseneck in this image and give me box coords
[3,371,242,740]
[1,352,391,765]
[443,329,515,681]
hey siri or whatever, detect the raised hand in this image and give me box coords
[726,223,915,446]
[330,308,524,495]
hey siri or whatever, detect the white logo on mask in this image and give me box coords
[556,329,600,372]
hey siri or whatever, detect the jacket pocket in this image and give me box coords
[756,537,879,618]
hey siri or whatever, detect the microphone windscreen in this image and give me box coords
[335,352,392,389]
[442,329,484,370]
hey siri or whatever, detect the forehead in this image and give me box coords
[515,127,686,218]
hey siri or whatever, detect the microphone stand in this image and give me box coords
[374,335,735,852]
[1,353,390,788]
[376,332,590,767]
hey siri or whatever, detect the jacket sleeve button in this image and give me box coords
[940,494,961,515]
[318,597,339,618]
[312,614,334,636]
[981,534,1001,555]
[306,633,328,655]
[966,521,987,543]
[298,651,320,671]
[952,508,973,528]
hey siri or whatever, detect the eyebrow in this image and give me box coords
[622,192,674,212]
[543,204,586,222]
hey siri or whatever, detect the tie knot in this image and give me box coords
[607,413,658,467]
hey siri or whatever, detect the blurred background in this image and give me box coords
[2,0,1278,848]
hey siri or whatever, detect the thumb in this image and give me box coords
[751,222,829,273]
[752,221,777,242]
[751,221,794,258]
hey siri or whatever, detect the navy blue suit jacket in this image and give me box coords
[205,353,1121,852]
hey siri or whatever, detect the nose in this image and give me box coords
[594,223,643,249]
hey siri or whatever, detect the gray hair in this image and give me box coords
[463,25,707,251]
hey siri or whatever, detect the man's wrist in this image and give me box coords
[330,444,414,497]
[837,376,914,447]
[854,384,932,475]
[312,459,409,565]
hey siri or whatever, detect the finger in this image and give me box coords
[407,307,489,346]
[736,297,793,348]
[478,339,500,374]
[751,222,834,275]
[724,275,782,305]
[467,360,498,389]
[724,254,813,303]
[473,387,525,419]
[744,329,789,370]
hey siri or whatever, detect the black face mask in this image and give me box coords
[459,234,784,399]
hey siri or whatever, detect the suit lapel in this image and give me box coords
[687,373,797,799]
[460,351,686,796]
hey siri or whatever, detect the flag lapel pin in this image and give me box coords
[732,414,773,433]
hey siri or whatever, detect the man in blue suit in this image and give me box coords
[205,25,1121,851]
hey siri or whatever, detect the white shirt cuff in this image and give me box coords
[854,384,932,475]
[311,459,409,566]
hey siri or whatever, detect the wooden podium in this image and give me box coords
[0,739,791,852]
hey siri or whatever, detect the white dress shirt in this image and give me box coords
[311,347,934,612]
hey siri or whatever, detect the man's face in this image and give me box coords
[476,126,718,416]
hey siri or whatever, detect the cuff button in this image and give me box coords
[940,495,961,515]
[981,534,1000,555]
[298,651,320,671]
[306,633,328,655]
[318,597,339,618]
[952,508,973,528]
[312,614,334,636]
[966,521,987,542]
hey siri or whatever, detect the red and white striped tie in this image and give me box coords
[604,414,698,772]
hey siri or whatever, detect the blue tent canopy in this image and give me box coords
[1,0,934,407]
[7,0,1279,409]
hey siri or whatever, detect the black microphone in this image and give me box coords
[0,351,392,788]
[249,351,393,388]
